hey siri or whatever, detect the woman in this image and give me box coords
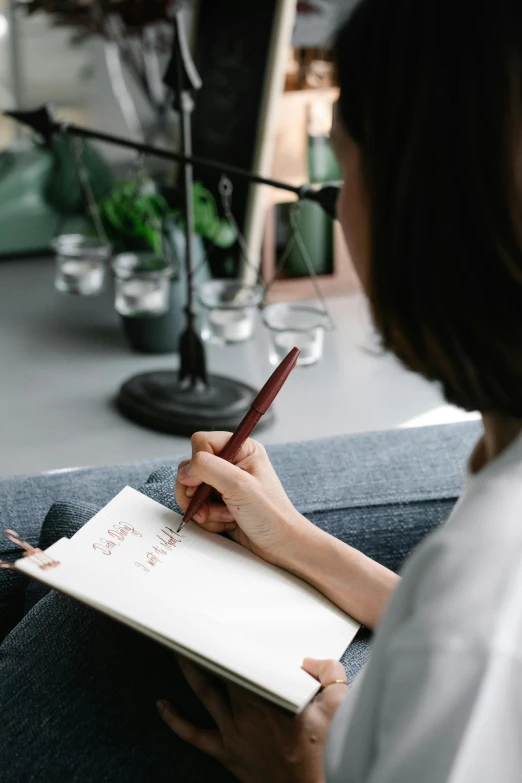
[157,0,522,780]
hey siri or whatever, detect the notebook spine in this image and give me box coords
[0,529,60,571]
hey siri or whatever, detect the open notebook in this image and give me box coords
[11,487,359,714]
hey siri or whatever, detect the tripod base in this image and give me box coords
[116,370,274,436]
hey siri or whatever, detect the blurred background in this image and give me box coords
[0,0,478,478]
[0,0,98,147]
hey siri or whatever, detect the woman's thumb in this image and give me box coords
[178,451,253,500]
[302,658,348,711]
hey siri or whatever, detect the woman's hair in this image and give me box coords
[336,0,522,416]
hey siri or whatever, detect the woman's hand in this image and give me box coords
[175,431,399,631]
[175,432,316,568]
[157,657,348,783]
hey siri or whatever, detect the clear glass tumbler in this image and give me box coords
[52,234,112,296]
[198,280,264,344]
[262,303,327,366]
[112,253,173,317]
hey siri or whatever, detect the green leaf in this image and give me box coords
[97,178,236,251]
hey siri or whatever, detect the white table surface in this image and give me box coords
[0,258,477,477]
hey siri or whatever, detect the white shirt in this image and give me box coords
[325,430,522,782]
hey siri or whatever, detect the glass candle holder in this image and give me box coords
[52,235,112,296]
[198,280,264,344]
[262,303,327,366]
[112,253,173,317]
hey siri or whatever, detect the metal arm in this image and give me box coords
[4,106,341,219]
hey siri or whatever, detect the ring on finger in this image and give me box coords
[321,679,348,690]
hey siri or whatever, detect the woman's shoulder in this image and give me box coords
[389,469,522,654]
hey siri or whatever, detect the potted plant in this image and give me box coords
[98,176,236,353]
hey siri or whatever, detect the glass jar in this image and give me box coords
[52,234,112,296]
[198,280,264,344]
[112,253,174,317]
[262,303,327,366]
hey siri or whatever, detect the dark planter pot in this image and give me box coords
[120,279,184,354]
[120,232,209,354]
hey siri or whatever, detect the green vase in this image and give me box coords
[286,199,332,278]
[286,100,341,278]
[121,279,184,354]
[120,230,209,354]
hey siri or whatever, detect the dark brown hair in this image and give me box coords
[336,0,522,415]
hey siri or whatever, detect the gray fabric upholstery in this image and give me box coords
[0,421,483,782]
[0,421,481,642]
[1,421,480,542]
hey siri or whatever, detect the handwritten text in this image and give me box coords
[134,526,184,573]
[92,522,142,556]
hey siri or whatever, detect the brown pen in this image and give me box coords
[177,346,301,532]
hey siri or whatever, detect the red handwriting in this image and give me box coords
[134,526,184,573]
[92,522,142,556]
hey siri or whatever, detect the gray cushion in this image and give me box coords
[0,421,482,644]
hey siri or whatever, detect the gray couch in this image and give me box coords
[0,420,482,782]
[0,421,481,642]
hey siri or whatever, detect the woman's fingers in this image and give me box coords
[192,501,234,524]
[193,517,237,534]
[302,656,347,686]
[175,459,193,509]
[177,658,232,728]
[177,433,275,512]
[157,700,226,763]
[178,451,255,502]
[190,431,259,464]
[176,462,237,530]
[302,658,349,712]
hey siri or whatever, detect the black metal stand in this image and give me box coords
[5,111,341,218]
[114,11,271,435]
[5,28,340,436]
[117,371,273,436]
